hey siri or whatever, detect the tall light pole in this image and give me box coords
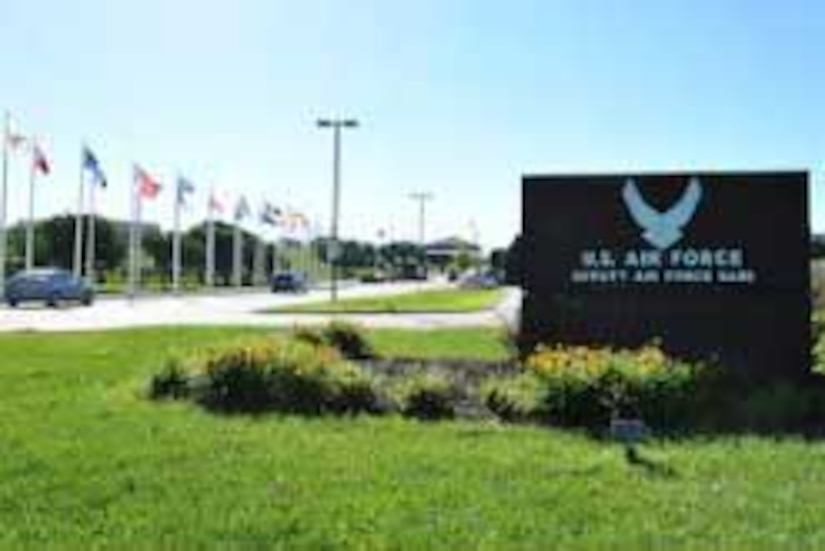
[409,192,433,280]
[409,191,433,245]
[317,117,358,302]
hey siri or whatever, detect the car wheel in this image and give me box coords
[46,294,59,308]
[7,298,18,308]
[82,294,93,306]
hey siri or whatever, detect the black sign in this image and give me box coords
[521,172,810,380]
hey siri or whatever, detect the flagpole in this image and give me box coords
[253,232,263,286]
[299,228,307,280]
[128,174,137,300]
[304,219,311,282]
[25,142,36,271]
[74,151,85,278]
[233,221,242,288]
[205,195,214,288]
[173,186,181,294]
[0,112,10,296]
[85,176,96,284]
[135,188,143,296]
[269,241,276,280]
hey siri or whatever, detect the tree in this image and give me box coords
[143,227,171,281]
[182,224,207,283]
[213,222,236,286]
[379,241,425,278]
[38,215,75,269]
[489,247,507,279]
[90,216,128,275]
[4,215,126,276]
[504,235,523,286]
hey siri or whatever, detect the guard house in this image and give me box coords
[425,237,481,271]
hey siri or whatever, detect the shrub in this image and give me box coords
[199,340,284,412]
[321,321,375,360]
[149,356,191,400]
[393,373,458,420]
[813,313,825,375]
[733,383,823,432]
[292,325,326,348]
[518,344,708,431]
[264,349,378,415]
[482,373,545,421]
[289,322,376,360]
[162,337,380,414]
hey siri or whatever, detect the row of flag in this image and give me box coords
[0,112,319,296]
[3,118,312,228]
[2,120,315,233]
[130,164,312,229]
[135,170,311,231]
[4,126,51,176]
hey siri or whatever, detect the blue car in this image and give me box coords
[4,268,94,307]
[270,271,308,293]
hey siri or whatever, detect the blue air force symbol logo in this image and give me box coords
[622,177,703,250]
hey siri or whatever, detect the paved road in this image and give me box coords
[0,282,521,332]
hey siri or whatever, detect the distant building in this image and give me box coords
[425,236,481,270]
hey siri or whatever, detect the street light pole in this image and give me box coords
[317,117,358,302]
[409,191,433,245]
[409,191,433,281]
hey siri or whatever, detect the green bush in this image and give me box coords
[292,326,326,348]
[507,344,710,432]
[160,337,380,414]
[289,322,375,360]
[482,373,545,422]
[322,321,375,360]
[733,383,822,432]
[813,313,825,375]
[393,373,458,420]
[149,356,191,400]
[199,340,283,412]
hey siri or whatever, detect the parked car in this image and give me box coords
[397,264,428,281]
[458,271,500,290]
[270,271,309,293]
[359,269,389,283]
[4,268,94,307]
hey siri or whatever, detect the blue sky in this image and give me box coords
[1,0,824,249]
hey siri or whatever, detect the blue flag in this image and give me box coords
[234,196,251,221]
[260,201,282,226]
[177,177,195,205]
[82,146,107,188]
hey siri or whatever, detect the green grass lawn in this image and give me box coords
[2,327,825,548]
[270,287,505,314]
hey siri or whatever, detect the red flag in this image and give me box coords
[32,144,50,175]
[134,165,162,200]
[209,193,224,214]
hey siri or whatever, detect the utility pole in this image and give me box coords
[316,117,358,302]
[409,192,433,246]
[409,192,433,281]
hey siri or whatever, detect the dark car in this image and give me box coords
[270,271,308,293]
[4,268,94,307]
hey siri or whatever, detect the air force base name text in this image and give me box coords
[571,247,756,285]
